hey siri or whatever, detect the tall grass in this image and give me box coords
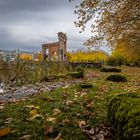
[0,60,70,87]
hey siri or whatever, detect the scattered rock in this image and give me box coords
[0,79,84,102]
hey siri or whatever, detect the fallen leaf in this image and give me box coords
[19,135,31,140]
[30,109,37,116]
[24,105,35,109]
[87,101,94,108]
[63,86,69,89]
[62,119,71,125]
[78,120,86,128]
[30,114,43,120]
[0,105,4,110]
[47,96,54,102]
[47,117,56,123]
[0,128,11,137]
[53,109,61,116]
[88,128,95,135]
[74,94,78,98]
[29,109,43,120]
[78,121,111,140]
[24,105,40,109]
[80,92,87,97]
[66,100,74,106]
[3,118,13,124]
[35,106,40,109]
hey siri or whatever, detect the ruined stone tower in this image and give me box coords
[42,32,67,62]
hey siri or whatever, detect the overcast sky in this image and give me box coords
[0,0,109,52]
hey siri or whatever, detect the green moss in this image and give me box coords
[106,74,127,82]
[79,83,93,89]
[108,92,140,140]
[100,67,121,72]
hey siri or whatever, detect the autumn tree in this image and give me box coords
[108,39,140,66]
[74,0,140,56]
[66,50,109,62]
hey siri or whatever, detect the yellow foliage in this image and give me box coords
[19,53,33,60]
[112,39,140,63]
[66,51,108,62]
[29,109,43,120]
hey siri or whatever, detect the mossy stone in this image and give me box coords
[100,67,121,72]
[108,92,140,140]
[106,74,127,82]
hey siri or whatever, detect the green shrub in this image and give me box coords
[100,67,121,72]
[68,71,84,78]
[106,74,127,82]
[79,83,93,88]
[108,92,140,140]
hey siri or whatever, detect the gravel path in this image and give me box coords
[0,79,83,103]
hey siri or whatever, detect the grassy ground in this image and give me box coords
[0,66,140,140]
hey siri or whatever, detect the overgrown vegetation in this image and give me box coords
[108,92,140,140]
[0,84,106,140]
[0,61,72,87]
[0,66,140,139]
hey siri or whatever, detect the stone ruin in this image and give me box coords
[42,32,67,62]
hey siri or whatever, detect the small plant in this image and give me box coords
[106,74,127,82]
[100,67,121,72]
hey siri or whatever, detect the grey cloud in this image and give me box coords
[0,0,69,13]
[0,0,97,52]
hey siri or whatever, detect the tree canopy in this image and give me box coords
[74,0,140,56]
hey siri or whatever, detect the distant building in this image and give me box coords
[0,50,41,62]
[0,50,17,62]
